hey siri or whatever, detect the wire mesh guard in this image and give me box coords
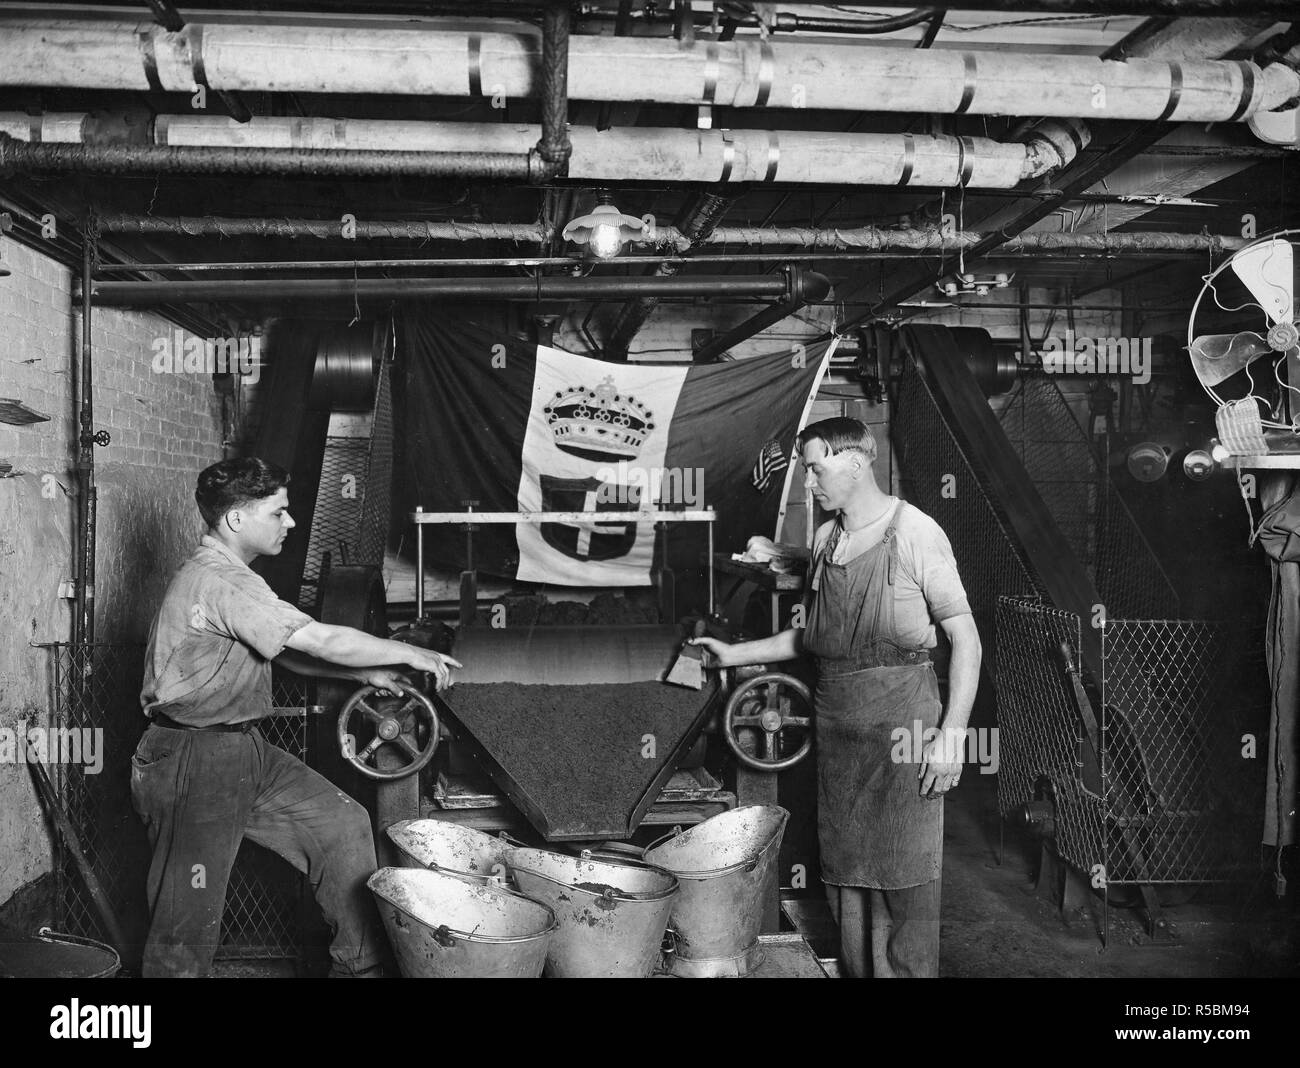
[894,360,1040,659]
[998,374,1179,621]
[49,643,316,964]
[300,357,394,610]
[895,356,1265,888]
[996,598,1266,885]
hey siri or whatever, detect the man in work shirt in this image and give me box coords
[132,457,460,977]
[694,417,981,977]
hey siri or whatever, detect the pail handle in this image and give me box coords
[578,842,644,860]
[642,825,684,856]
[38,927,118,956]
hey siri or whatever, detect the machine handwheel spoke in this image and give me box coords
[337,680,440,782]
[723,672,814,771]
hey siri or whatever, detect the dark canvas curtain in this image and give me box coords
[1260,472,1299,851]
[395,310,537,578]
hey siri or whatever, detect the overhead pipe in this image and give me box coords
[606,191,735,361]
[0,114,1089,189]
[801,0,1300,13]
[694,259,839,363]
[144,0,253,123]
[87,211,1247,256]
[0,5,573,184]
[835,14,1279,331]
[0,138,535,180]
[686,225,1247,254]
[2,18,1295,124]
[87,269,832,307]
[531,1,572,178]
[692,299,808,364]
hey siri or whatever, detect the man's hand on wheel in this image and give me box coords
[357,668,412,696]
[403,649,462,692]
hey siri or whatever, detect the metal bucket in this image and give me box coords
[643,804,789,978]
[0,929,120,978]
[509,848,679,978]
[386,819,519,885]
[368,867,557,978]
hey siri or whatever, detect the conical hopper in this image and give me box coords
[438,625,718,840]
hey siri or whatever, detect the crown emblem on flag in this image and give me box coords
[544,376,654,461]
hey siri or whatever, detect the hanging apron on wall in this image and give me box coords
[803,502,944,889]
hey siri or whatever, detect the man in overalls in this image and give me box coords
[695,417,981,977]
[132,457,461,977]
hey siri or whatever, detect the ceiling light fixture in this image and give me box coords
[562,192,645,261]
[936,272,1012,298]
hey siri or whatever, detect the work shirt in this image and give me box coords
[810,498,971,649]
[141,534,313,727]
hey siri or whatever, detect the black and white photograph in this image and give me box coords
[0,0,1295,1035]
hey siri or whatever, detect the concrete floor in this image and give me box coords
[786,773,1299,979]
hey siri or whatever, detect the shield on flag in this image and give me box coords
[539,474,641,562]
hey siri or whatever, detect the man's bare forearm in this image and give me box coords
[274,648,362,683]
[938,617,981,733]
[714,628,803,668]
[287,622,428,669]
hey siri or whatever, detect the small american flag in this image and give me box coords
[751,439,789,493]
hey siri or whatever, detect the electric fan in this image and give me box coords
[1186,231,1300,457]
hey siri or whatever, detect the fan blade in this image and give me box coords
[1229,238,1294,325]
[1188,332,1272,387]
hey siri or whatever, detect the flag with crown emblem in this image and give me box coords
[399,313,834,586]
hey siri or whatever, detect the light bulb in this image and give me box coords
[1210,443,1230,463]
[588,223,623,259]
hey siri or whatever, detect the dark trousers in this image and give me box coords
[130,723,383,977]
[825,878,941,978]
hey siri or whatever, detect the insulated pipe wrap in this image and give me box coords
[1,115,1052,189]
[2,21,1296,122]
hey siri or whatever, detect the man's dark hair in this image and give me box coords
[796,417,878,464]
[195,457,289,527]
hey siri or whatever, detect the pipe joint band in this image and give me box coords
[1158,62,1183,121]
[764,131,780,182]
[1227,61,1256,122]
[468,34,483,97]
[137,29,164,93]
[755,41,774,108]
[719,130,735,183]
[955,54,977,114]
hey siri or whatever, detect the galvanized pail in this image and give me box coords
[0,928,120,978]
[386,819,519,885]
[643,804,789,977]
[509,848,679,978]
[367,867,557,978]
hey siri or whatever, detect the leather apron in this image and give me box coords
[803,501,943,889]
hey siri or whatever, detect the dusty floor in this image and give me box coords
[786,773,1299,979]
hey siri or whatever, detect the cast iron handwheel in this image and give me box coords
[337,679,440,782]
[723,672,813,772]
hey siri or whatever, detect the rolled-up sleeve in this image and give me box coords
[204,574,313,660]
[904,515,972,622]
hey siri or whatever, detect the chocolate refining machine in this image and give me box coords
[317,506,815,934]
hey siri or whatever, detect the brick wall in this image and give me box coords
[0,239,224,908]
